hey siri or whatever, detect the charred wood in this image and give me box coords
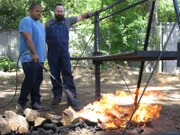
[41,123,57,130]
[56,121,84,133]
[136,127,144,134]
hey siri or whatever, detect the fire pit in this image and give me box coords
[0,90,164,135]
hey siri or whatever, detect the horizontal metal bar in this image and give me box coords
[99,0,149,21]
[173,0,180,28]
[71,51,178,61]
[94,0,125,15]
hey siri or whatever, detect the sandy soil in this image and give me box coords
[0,65,180,135]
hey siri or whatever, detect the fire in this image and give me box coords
[78,90,162,129]
[133,103,162,123]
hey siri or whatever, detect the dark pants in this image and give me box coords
[18,62,43,106]
[48,51,76,101]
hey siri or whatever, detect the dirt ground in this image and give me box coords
[0,65,180,135]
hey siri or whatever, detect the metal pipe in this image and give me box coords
[122,0,156,134]
[123,21,177,135]
[134,0,156,106]
[93,12,102,101]
[94,0,125,15]
[173,0,180,28]
[177,40,180,67]
[94,13,100,53]
[38,62,81,109]
[123,0,156,134]
[95,63,101,100]
[98,0,149,22]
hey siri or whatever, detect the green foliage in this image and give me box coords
[158,0,179,23]
[0,0,179,68]
[44,59,50,70]
[0,0,29,30]
[0,56,17,72]
[99,0,149,56]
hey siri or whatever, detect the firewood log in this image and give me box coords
[61,106,79,126]
[61,113,71,126]
[4,111,29,134]
[0,115,11,135]
[40,112,62,124]
[24,108,41,122]
[24,108,61,123]
[34,117,46,127]
[5,110,21,131]
[17,115,29,134]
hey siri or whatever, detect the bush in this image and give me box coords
[0,56,17,72]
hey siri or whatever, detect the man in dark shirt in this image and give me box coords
[45,3,92,110]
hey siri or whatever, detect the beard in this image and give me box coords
[55,14,64,21]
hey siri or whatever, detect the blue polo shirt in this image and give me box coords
[19,16,46,63]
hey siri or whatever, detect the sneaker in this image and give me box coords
[16,103,26,113]
[31,102,49,111]
[52,98,61,105]
[68,98,82,111]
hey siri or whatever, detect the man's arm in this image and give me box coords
[44,19,51,33]
[77,11,93,22]
[21,32,39,62]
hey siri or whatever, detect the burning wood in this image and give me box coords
[77,110,98,123]
[0,90,164,134]
[77,90,162,129]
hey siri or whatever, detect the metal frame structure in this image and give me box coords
[173,0,180,28]
[71,0,180,100]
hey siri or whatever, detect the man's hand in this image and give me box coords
[31,53,39,62]
[82,11,93,19]
[77,11,94,22]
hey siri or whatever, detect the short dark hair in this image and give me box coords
[55,3,64,7]
[29,2,41,10]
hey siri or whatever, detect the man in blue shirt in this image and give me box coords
[16,2,49,113]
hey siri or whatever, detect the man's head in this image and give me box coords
[29,2,42,20]
[54,3,64,21]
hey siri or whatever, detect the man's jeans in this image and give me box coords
[48,52,76,101]
[18,62,43,105]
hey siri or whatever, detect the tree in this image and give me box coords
[158,0,179,23]
[0,0,178,59]
[0,0,29,30]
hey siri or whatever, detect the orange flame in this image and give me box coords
[78,90,162,129]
